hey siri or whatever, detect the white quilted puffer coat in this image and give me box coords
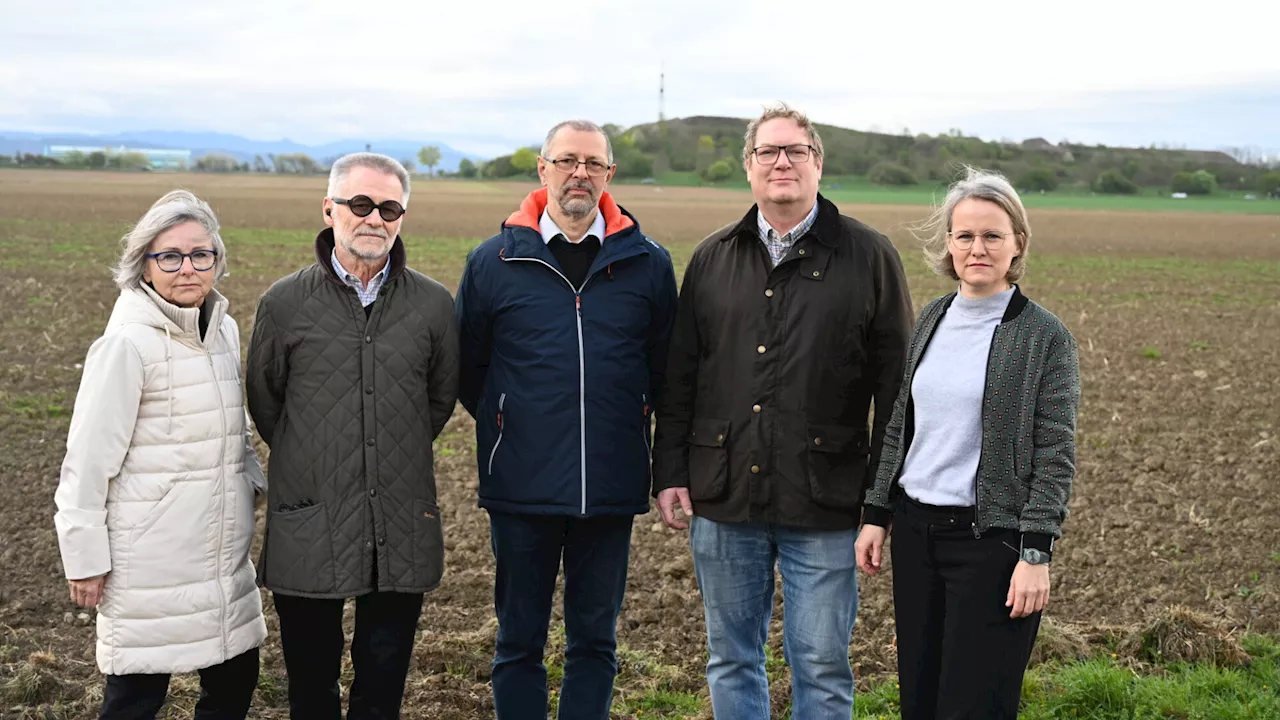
[54,284,268,675]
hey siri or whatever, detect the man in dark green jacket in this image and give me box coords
[246,153,458,720]
[652,105,913,719]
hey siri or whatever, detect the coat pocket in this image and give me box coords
[413,499,445,590]
[688,417,730,502]
[806,424,870,509]
[264,502,335,594]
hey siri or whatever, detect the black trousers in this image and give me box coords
[891,495,1041,720]
[99,647,259,720]
[273,591,425,720]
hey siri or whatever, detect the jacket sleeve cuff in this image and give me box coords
[55,518,111,580]
[1021,532,1055,554]
[861,505,894,528]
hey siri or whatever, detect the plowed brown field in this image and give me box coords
[1,170,1277,719]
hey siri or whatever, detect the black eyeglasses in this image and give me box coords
[542,157,613,177]
[750,144,817,165]
[332,195,406,221]
[146,249,218,272]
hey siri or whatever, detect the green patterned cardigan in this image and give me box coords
[861,285,1081,554]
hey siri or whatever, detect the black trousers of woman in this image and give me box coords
[891,495,1041,720]
[99,646,259,720]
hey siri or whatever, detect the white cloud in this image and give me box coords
[2,0,1278,151]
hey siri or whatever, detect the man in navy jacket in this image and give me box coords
[455,119,678,720]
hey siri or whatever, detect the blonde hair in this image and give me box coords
[916,167,1030,282]
[113,190,226,290]
[742,102,825,165]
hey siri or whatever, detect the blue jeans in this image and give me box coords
[690,516,858,720]
[488,511,633,720]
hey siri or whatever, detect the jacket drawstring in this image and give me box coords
[164,325,173,433]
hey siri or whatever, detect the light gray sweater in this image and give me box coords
[897,287,1014,507]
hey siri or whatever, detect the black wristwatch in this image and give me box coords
[1020,547,1052,565]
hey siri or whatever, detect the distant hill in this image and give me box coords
[476,115,1264,192]
[0,131,482,172]
[621,116,1254,188]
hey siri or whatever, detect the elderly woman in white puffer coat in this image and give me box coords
[54,190,267,720]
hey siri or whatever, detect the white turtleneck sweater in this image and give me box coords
[898,287,1015,507]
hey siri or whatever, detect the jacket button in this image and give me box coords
[752,404,761,413]
[365,386,373,394]
[814,437,823,446]
[750,465,761,474]
[365,335,372,343]
[365,541,372,548]
[369,488,377,497]
[798,249,806,256]
[377,537,385,546]
[764,289,774,298]
[366,438,375,447]
[812,271,821,278]
[716,433,724,443]
[757,345,766,354]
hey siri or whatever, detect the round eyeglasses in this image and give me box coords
[542,157,613,177]
[332,195,406,221]
[146,250,218,273]
[948,231,1010,250]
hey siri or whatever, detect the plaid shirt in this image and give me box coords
[756,201,819,267]
[330,250,389,307]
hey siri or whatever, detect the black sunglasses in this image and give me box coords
[332,195,406,222]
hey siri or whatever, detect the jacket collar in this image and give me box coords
[500,188,646,263]
[724,193,841,248]
[505,187,635,238]
[313,227,407,286]
[112,283,229,345]
[942,284,1030,323]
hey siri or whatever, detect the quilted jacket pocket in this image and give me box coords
[413,499,444,590]
[688,417,730,502]
[263,502,335,594]
[806,424,869,510]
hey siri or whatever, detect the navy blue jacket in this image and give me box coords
[456,189,678,516]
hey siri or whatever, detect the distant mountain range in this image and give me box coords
[0,130,484,171]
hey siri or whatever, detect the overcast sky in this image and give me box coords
[2,0,1277,158]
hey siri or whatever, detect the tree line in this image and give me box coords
[473,118,1280,196]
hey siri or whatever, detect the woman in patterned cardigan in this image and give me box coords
[855,168,1081,720]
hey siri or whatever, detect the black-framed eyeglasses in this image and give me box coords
[332,195,406,221]
[948,231,1010,250]
[750,144,817,165]
[145,249,218,273]
[542,157,613,177]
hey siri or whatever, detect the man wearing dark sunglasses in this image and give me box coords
[246,152,459,720]
[455,120,678,720]
[651,104,914,720]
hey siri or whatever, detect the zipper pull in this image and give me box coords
[576,295,582,316]
[497,412,503,428]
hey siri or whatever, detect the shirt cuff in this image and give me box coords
[861,505,894,528]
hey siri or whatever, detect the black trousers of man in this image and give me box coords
[273,590,425,720]
[890,494,1042,720]
[99,647,259,720]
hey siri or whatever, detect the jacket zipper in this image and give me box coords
[487,392,506,477]
[204,346,230,657]
[502,256,593,515]
[973,325,1000,539]
[641,393,652,484]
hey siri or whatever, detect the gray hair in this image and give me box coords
[917,166,1031,283]
[541,120,614,165]
[742,102,825,164]
[113,190,226,291]
[327,153,411,205]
